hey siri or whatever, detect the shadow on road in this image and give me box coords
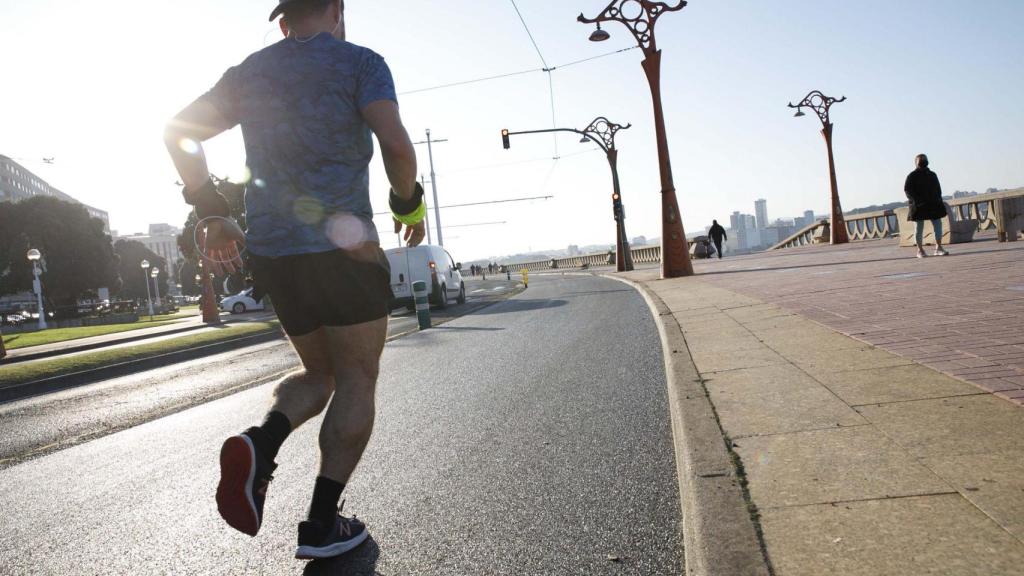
[468,298,567,315]
[302,535,381,576]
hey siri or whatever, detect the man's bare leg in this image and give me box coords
[318,316,388,483]
[268,328,336,429]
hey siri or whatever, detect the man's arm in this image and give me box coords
[163,99,234,191]
[163,99,244,273]
[363,100,424,246]
[362,100,417,199]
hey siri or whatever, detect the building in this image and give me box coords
[755,199,768,230]
[0,154,110,232]
[121,224,184,291]
[804,210,815,224]
[567,245,581,257]
[630,236,647,247]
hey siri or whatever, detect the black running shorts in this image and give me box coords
[248,245,392,337]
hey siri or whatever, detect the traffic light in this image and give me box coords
[501,129,510,150]
[612,192,622,219]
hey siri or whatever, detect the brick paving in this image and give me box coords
[693,232,1024,407]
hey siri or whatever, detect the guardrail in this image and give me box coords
[771,220,830,250]
[845,210,899,241]
[773,188,1024,250]
[504,245,664,272]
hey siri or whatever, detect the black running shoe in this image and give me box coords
[295,504,368,560]
[216,433,276,536]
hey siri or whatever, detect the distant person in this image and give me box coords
[708,220,727,259]
[904,154,948,258]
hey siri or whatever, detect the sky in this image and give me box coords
[1,0,1022,261]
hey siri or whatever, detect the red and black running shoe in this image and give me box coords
[216,433,276,536]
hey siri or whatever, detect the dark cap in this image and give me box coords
[269,0,302,21]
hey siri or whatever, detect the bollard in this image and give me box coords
[520,268,529,288]
[0,327,6,360]
[412,280,431,330]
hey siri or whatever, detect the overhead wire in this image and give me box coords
[396,46,637,97]
[509,0,558,158]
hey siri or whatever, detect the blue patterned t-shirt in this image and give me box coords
[202,34,396,257]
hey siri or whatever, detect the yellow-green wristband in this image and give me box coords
[392,200,426,227]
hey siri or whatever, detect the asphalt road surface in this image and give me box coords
[0,278,522,466]
[0,274,681,575]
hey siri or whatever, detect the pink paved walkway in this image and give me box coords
[691,232,1024,407]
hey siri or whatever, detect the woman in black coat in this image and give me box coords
[904,154,949,258]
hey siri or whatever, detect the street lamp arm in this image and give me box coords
[789,90,846,127]
[507,127,611,154]
[578,0,687,52]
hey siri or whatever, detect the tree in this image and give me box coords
[113,240,169,302]
[0,197,119,315]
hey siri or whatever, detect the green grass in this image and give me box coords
[3,319,184,350]
[0,321,281,387]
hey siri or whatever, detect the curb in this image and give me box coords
[0,329,286,404]
[604,273,771,576]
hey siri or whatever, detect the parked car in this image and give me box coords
[385,245,465,311]
[220,288,265,314]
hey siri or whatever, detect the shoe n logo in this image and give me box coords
[339,522,352,537]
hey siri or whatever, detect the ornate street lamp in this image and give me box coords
[579,0,694,278]
[502,116,635,271]
[788,90,849,244]
[26,249,47,330]
[140,259,154,319]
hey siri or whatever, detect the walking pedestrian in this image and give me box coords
[708,219,727,259]
[164,0,425,561]
[904,154,949,258]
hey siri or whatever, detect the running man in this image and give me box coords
[708,219,727,259]
[163,0,425,560]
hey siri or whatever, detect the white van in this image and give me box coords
[385,245,465,310]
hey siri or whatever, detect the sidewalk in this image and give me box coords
[625,235,1024,575]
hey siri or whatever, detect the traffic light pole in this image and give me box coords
[502,117,634,272]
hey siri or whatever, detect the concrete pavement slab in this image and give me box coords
[784,345,916,375]
[690,343,789,373]
[704,364,867,438]
[813,363,983,406]
[735,426,953,508]
[922,450,1024,541]
[855,394,1024,458]
[761,494,1024,576]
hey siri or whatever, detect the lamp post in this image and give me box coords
[579,0,693,278]
[197,263,221,324]
[502,116,635,271]
[140,259,154,320]
[788,90,849,244]
[150,267,161,311]
[26,249,47,330]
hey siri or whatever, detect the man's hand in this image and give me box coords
[394,217,426,247]
[200,217,246,275]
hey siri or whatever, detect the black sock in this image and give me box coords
[308,476,345,526]
[245,411,292,461]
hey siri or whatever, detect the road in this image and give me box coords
[0,278,522,464]
[0,274,681,575]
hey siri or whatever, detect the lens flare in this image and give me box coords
[293,196,325,225]
[228,166,252,184]
[326,213,369,250]
[178,138,200,155]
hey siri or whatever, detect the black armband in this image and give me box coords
[389,182,425,216]
[182,178,231,219]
